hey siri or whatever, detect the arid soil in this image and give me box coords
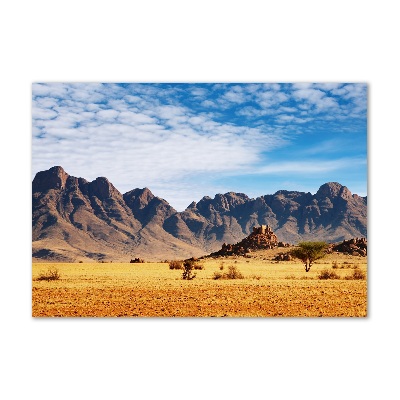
[32,249,367,317]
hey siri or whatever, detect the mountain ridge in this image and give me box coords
[32,166,367,261]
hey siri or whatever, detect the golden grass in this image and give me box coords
[32,254,367,317]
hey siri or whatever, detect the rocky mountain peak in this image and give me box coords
[89,177,120,200]
[224,192,250,206]
[123,187,155,210]
[32,165,70,193]
[315,182,348,199]
[186,201,197,210]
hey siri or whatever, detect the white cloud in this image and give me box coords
[256,90,288,108]
[256,158,366,175]
[201,99,217,107]
[222,89,246,103]
[35,97,59,108]
[32,107,58,120]
[118,111,156,125]
[313,83,342,91]
[33,83,68,98]
[191,87,208,97]
[263,83,281,91]
[96,109,119,121]
[188,116,206,125]
[291,83,313,90]
[276,115,310,124]
[124,95,141,103]
[292,88,339,111]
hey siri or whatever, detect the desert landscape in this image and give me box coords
[32,167,368,317]
[32,251,366,317]
[32,83,367,318]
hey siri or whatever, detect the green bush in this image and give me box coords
[290,241,328,272]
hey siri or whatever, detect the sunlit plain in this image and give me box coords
[32,251,367,317]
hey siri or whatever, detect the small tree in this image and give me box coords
[291,241,327,272]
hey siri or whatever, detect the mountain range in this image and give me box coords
[32,166,367,262]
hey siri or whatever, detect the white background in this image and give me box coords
[1,1,398,399]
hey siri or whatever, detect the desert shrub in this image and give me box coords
[36,267,60,281]
[182,260,196,280]
[213,266,244,280]
[130,258,144,263]
[219,262,224,270]
[213,271,223,280]
[250,275,261,280]
[344,268,366,280]
[225,265,244,279]
[332,261,339,269]
[318,269,340,280]
[285,275,296,280]
[193,263,204,270]
[169,260,183,270]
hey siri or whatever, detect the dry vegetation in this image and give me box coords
[32,249,367,317]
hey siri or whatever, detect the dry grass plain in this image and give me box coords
[32,250,367,317]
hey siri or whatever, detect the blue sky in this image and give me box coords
[32,83,367,210]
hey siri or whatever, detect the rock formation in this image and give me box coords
[207,225,289,257]
[329,237,367,257]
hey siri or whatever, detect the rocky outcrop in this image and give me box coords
[329,237,367,257]
[208,225,289,257]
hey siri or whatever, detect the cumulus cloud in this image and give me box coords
[292,88,339,112]
[201,99,217,108]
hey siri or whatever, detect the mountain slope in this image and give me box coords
[32,166,203,261]
[165,183,367,252]
[32,166,367,261]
